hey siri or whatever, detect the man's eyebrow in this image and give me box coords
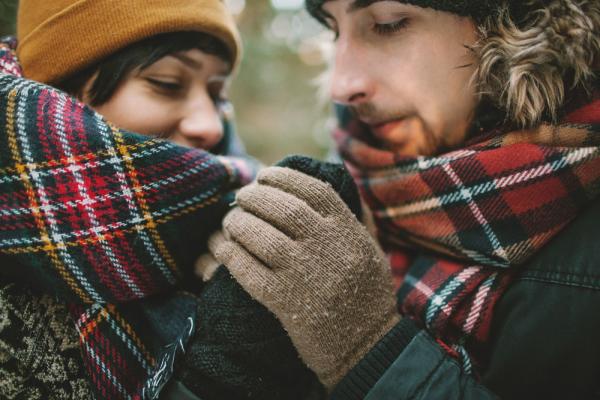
[320,0,385,21]
[348,0,386,12]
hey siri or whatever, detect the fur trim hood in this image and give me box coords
[475,0,600,127]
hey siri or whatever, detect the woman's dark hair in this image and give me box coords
[57,31,232,106]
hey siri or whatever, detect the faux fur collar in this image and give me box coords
[474,0,600,127]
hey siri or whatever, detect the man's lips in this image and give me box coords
[371,119,404,134]
[368,118,410,148]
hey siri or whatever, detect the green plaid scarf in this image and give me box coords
[0,38,260,399]
[334,97,600,368]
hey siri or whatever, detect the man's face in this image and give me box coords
[321,0,480,156]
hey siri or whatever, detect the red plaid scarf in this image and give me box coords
[334,98,600,366]
[0,38,259,399]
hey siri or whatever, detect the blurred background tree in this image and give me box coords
[0,0,18,36]
[0,0,333,164]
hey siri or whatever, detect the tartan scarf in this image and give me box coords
[334,98,600,365]
[0,38,260,399]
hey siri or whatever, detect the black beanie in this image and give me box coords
[306,0,513,24]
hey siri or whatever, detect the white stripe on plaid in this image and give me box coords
[77,304,154,373]
[355,149,478,185]
[0,156,221,218]
[442,163,509,263]
[0,189,219,250]
[403,266,479,325]
[95,114,176,285]
[452,344,473,375]
[14,82,103,302]
[0,142,173,185]
[55,96,145,299]
[424,266,480,326]
[80,338,134,400]
[463,272,497,335]
[374,147,598,219]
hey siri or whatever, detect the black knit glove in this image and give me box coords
[176,265,324,400]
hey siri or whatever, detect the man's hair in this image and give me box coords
[57,31,231,106]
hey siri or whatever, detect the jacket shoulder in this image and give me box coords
[483,199,600,399]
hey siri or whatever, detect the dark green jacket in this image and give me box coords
[332,199,600,399]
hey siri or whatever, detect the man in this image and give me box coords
[207,0,600,398]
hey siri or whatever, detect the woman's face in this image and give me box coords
[87,48,230,151]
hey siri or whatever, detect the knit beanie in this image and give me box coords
[306,0,517,24]
[17,0,241,85]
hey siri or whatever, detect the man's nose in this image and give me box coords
[175,97,224,151]
[329,36,375,106]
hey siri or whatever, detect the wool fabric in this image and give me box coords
[0,38,259,400]
[16,0,241,84]
[215,164,401,389]
[178,265,324,400]
[184,156,361,399]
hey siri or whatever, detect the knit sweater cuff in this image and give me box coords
[330,318,420,400]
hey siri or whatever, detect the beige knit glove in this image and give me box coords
[210,166,401,389]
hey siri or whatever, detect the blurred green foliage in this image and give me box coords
[0,0,331,164]
[230,1,331,164]
[0,0,18,37]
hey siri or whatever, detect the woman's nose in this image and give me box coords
[174,97,224,150]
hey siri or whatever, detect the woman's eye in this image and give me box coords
[373,19,409,35]
[147,78,183,92]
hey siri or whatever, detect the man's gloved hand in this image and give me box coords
[213,165,401,389]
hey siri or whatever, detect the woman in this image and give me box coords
[0,1,270,398]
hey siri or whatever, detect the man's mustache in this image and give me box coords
[346,103,405,125]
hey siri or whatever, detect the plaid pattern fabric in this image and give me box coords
[334,99,600,361]
[0,39,259,399]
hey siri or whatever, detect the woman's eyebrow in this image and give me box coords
[169,53,231,76]
[171,53,204,70]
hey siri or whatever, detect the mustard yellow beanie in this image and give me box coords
[17,0,241,84]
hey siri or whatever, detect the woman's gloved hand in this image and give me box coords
[176,262,323,400]
[213,165,401,389]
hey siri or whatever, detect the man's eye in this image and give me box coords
[212,93,229,108]
[147,78,183,92]
[373,19,409,35]
[323,18,340,40]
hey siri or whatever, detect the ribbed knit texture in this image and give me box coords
[276,155,363,219]
[178,266,325,400]
[217,159,402,388]
[330,318,420,400]
[17,0,241,84]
